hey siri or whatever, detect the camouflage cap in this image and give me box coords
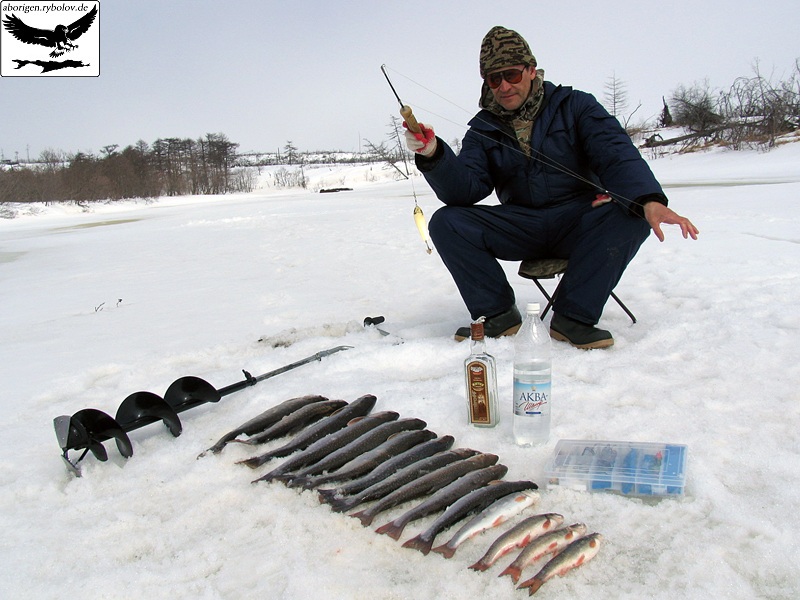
[479,26,537,78]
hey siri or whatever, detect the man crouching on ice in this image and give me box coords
[405,25,698,349]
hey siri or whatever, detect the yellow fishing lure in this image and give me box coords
[414,203,432,254]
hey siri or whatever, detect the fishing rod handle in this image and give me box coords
[401,105,421,134]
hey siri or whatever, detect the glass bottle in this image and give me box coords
[464,317,499,427]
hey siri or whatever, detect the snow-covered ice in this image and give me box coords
[1,142,799,599]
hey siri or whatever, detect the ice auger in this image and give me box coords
[53,345,352,476]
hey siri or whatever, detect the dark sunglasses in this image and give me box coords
[485,68,526,89]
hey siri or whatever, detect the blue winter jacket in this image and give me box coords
[416,81,666,215]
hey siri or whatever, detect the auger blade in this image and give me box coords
[71,408,133,459]
[116,391,182,437]
[53,413,109,461]
[163,376,221,413]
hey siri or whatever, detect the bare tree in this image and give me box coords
[603,73,629,118]
[362,115,413,179]
[670,80,724,133]
[603,73,642,132]
[717,60,800,147]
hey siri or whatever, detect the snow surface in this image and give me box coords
[1,142,800,599]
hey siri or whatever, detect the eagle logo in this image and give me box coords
[2,5,97,58]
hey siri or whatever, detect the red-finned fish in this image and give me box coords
[430,490,540,559]
[237,394,376,469]
[468,513,565,572]
[352,453,500,527]
[317,435,457,504]
[198,394,329,456]
[500,523,588,583]
[373,463,509,540]
[401,480,538,555]
[281,418,427,486]
[517,532,603,595]
[250,410,399,483]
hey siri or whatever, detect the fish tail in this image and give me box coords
[317,489,336,504]
[375,520,405,540]
[197,442,224,458]
[350,510,374,527]
[250,465,286,483]
[273,473,294,485]
[468,560,490,572]
[517,576,544,595]
[326,497,356,513]
[499,565,522,583]
[402,534,434,555]
[298,478,319,491]
[283,476,305,488]
[236,455,269,469]
[430,543,456,559]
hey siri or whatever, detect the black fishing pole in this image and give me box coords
[380,64,652,218]
[54,345,352,476]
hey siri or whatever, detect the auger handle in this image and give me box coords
[401,105,421,134]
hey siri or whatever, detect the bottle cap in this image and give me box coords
[471,318,486,340]
[526,302,540,314]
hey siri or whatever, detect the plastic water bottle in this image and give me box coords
[512,302,552,446]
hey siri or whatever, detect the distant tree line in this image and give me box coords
[645,60,800,149]
[0,133,254,204]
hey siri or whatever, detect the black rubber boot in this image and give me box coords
[454,305,522,342]
[550,313,614,349]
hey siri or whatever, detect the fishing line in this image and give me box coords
[381,64,433,254]
[382,64,653,219]
[396,123,433,255]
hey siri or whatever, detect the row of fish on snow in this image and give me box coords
[201,393,603,595]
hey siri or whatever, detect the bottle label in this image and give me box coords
[467,361,492,425]
[514,380,550,417]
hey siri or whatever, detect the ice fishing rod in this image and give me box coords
[380,64,652,218]
[53,345,352,477]
[381,64,433,254]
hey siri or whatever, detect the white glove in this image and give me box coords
[404,122,438,157]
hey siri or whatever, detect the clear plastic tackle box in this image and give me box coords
[543,439,688,497]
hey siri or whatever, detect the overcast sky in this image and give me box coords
[1,0,798,160]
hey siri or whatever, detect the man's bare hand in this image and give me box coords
[644,202,699,242]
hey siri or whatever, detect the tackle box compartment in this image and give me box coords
[543,439,688,497]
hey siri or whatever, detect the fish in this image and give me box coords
[468,512,565,572]
[430,490,541,559]
[351,453,500,527]
[501,523,589,583]
[291,428,437,490]
[373,463,508,539]
[251,410,398,483]
[237,394,376,469]
[234,399,349,446]
[517,532,603,595]
[318,434,456,503]
[198,394,329,456]
[322,445,474,513]
[401,480,539,555]
[281,417,427,486]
